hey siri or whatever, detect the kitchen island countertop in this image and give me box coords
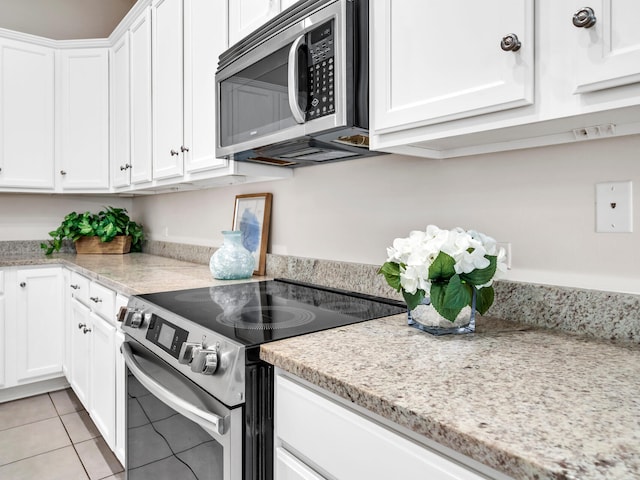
[260,314,640,480]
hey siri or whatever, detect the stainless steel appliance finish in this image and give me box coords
[122,279,405,480]
[215,0,377,167]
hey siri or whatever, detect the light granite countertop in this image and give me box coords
[4,250,639,478]
[0,252,267,294]
[260,315,640,480]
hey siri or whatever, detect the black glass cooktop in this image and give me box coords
[138,279,405,346]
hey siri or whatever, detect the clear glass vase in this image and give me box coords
[407,290,477,335]
[209,230,255,280]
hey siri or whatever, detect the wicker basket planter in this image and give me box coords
[75,235,132,254]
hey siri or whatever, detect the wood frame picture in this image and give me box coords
[232,193,272,276]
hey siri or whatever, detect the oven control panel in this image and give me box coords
[122,300,247,407]
[144,315,189,360]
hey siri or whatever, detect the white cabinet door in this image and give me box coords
[15,268,64,383]
[130,8,154,185]
[70,297,91,409]
[183,0,228,173]
[114,293,128,464]
[0,271,4,388]
[228,0,281,46]
[570,0,640,93]
[0,38,55,189]
[89,311,116,449]
[152,0,185,180]
[372,0,534,132]
[111,34,132,188]
[57,48,110,190]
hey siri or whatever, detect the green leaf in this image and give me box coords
[402,289,425,311]
[430,275,472,323]
[476,286,495,315]
[428,252,456,282]
[378,261,402,292]
[460,255,497,286]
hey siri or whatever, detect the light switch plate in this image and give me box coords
[595,181,633,233]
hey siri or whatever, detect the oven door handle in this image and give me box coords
[121,342,228,436]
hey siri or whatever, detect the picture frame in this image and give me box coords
[232,193,273,276]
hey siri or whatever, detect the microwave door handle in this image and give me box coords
[287,34,306,124]
[121,342,228,437]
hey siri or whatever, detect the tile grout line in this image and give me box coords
[50,392,93,480]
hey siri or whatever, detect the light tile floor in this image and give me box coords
[0,388,124,480]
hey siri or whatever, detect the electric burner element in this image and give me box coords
[216,306,317,330]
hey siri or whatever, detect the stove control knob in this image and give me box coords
[130,311,143,328]
[178,342,201,365]
[191,348,219,375]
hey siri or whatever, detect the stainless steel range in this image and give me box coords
[121,278,404,480]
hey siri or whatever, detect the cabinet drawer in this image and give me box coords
[70,272,90,305]
[276,375,485,480]
[88,282,116,324]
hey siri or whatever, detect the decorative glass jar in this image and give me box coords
[407,290,477,335]
[209,230,255,280]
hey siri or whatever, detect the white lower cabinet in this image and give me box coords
[275,372,492,480]
[14,268,64,383]
[114,294,129,465]
[0,271,5,388]
[67,271,120,451]
[1,267,66,402]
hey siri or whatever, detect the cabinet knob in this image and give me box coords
[170,149,180,156]
[180,145,189,153]
[90,296,102,303]
[120,163,132,171]
[83,327,92,334]
[500,33,521,52]
[19,282,26,288]
[573,7,596,28]
[78,323,86,329]
[70,284,80,290]
[60,170,67,176]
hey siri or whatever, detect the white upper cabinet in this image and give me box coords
[57,48,110,190]
[152,0,185,180]
[370,0,640,159]
[0,38,55,190]
[570,0,640,93]
[228,0,282,46]
[129,8,154,185]
[110,34,131,188]
[183,0,228,173]
[372,0,534,132]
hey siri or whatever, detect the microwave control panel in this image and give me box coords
[307,20,335,120]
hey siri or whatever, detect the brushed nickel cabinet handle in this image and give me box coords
[573,7,596,28]
[500,33,521,52]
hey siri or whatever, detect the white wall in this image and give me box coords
[133,135,640,294]
[0,195,133,241]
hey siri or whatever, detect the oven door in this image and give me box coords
[121,340,242,480]
[216,0,348,158]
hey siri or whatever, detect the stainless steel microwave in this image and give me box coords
[215,0,379,167]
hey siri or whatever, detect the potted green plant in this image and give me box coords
[41,206,144,255]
